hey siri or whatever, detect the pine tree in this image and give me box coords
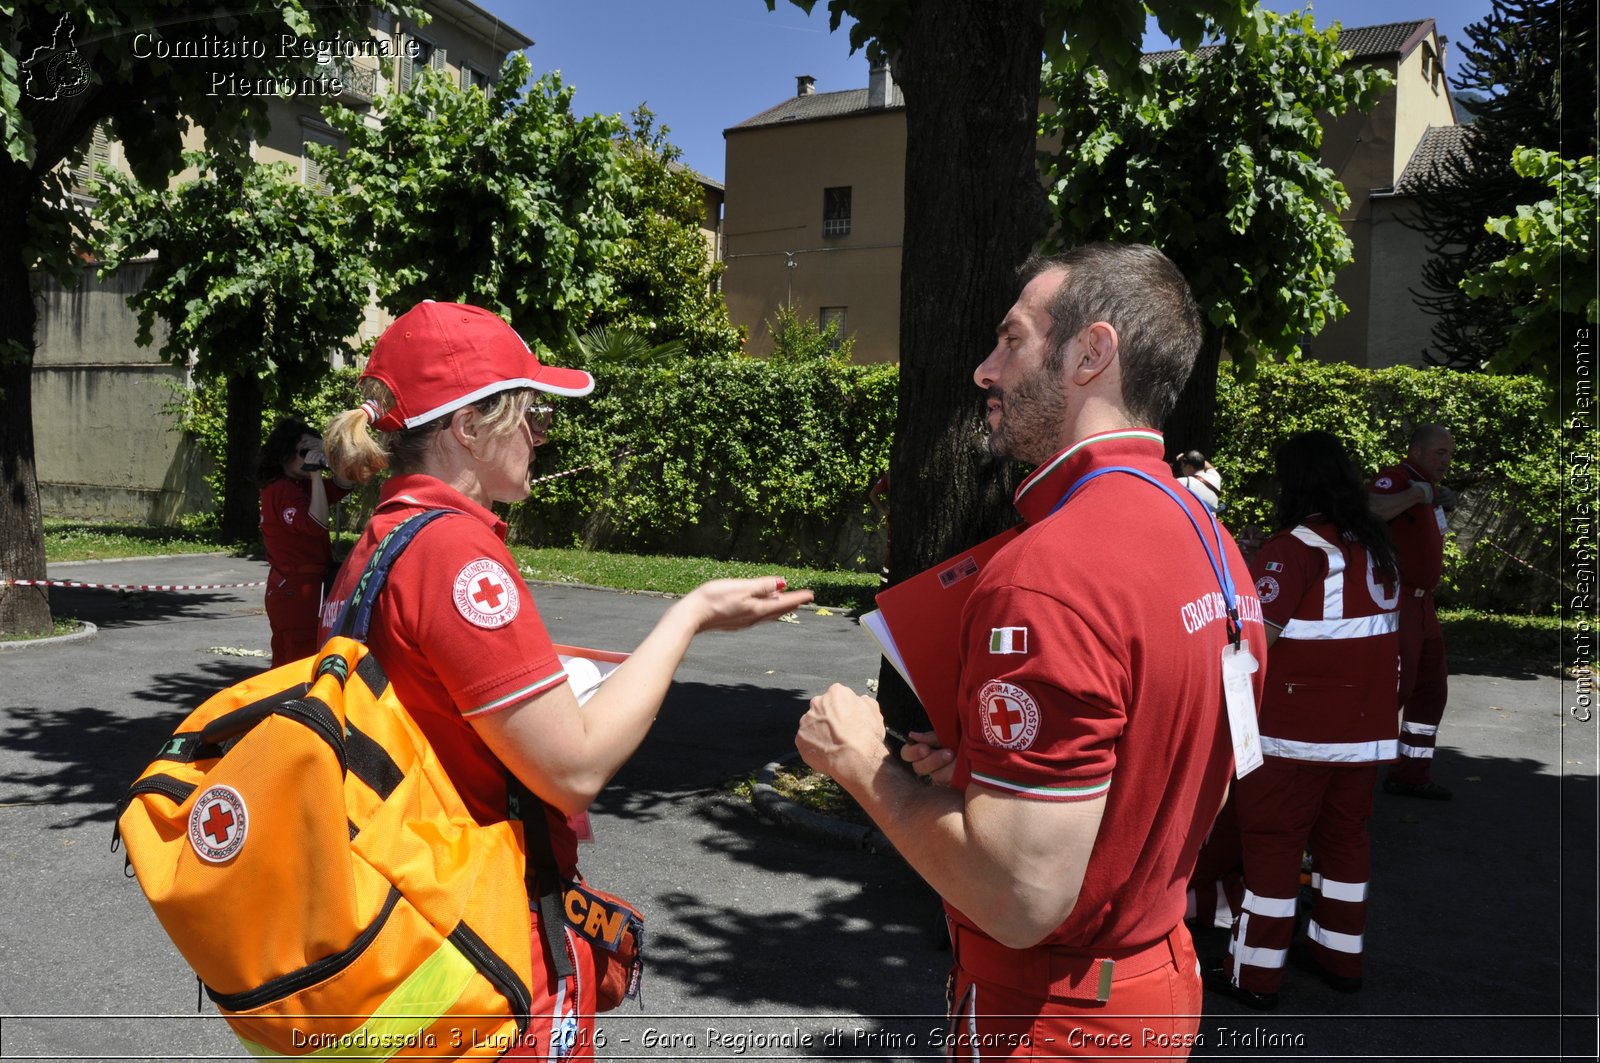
[1408,0,1597,369]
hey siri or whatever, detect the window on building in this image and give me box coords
[398,30,446,92]
[301,124,341,193]
[823,186,852,237]
[73,120,114,196]
[460,63,492,92]
[819,306,848,348]
[1421,44,1436,88]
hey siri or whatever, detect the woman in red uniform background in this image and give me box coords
[257,417,352,667]
[1211,430,1401,1011]
[320,302,812,1059]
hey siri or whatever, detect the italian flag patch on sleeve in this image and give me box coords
[989,627,1029,654]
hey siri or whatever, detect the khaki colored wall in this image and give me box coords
[1364,195,1441,368]
[31,262,215,523]
[1391,38,1457,178]
[723,110,906,362]
[1307,58,1400,366]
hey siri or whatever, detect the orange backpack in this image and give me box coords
[115,511,539,1058]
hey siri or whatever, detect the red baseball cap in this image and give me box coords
[362,301,594,431]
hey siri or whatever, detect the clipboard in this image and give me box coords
[862,526,1021,747]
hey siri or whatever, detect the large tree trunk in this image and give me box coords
[1160,326,1223,459]
[222,373,264,543]
[0,197,52,637]
[878,0,1050,736]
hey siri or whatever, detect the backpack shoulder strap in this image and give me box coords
[330,508,460,643]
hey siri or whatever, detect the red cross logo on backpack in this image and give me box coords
[188,786,248,863]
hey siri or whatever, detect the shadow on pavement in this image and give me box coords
[0,660,261,827]
[634,797,948,1016]
[46,586,251,630]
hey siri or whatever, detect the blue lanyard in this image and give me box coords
[1049,465,1242,647]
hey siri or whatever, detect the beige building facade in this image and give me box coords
[722,20,1461,369]
[35,1,531,521]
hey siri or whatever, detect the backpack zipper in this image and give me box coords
[449,921,533,1034]
[112,774,199,852]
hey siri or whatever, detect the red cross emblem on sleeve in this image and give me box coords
[452,558,521,629]
[978,680,1040,750]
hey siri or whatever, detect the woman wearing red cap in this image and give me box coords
[321,302,812,1058]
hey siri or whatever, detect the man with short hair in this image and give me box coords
[798,243,1266,1057]
[1369,424,1457,800]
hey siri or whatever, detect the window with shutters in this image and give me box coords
[460,63,492,92]
[823,186,852,237]
[301,125,341,193]
[398,31,445,92]
[74,121,113,196]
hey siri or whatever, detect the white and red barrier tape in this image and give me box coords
[2,578,266,592]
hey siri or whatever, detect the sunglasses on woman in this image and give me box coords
[525,404,555,433]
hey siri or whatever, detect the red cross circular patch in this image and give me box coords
[978,679,1040,751]
[281,506,298,526]
[1255,575,1280,604]
[452,558,520,629]
[188,785,248,863]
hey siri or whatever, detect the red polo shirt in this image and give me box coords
[318,475,576,873]
[1370,461,1446,591]
[260,476,350,577]
[948,429,1267,953]
[1250,520,1401,761]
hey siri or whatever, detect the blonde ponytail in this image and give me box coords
[323,379,394,486]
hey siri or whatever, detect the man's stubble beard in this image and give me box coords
[986,362,1068,466]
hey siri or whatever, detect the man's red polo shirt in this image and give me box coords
[948,429,1267,953]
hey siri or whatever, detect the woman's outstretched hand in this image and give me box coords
[681,577,814,634]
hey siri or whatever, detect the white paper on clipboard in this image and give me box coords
[859,609,918,701]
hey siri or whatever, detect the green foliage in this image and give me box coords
[1213,360,1562,611]
[572,325,685,367]
[766,303,855,364]
[4,0,413,284]
[1409,0,1596,371]
[167,366,370,536]
[1039,7,1391,365]
[1460,148,1598,378]
[510,357,896,568]
[319,52,629,351]
[92,152,371,403]
[770,0,1260,96]
[588,106,742,359]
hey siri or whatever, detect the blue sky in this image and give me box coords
[477,1,1494,184]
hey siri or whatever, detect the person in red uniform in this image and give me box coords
[1369,424,1457,800]
[798,244,1267,1059]
[257,417,353,667]
[1209,430,1402,1011]
[318,301,812,1060]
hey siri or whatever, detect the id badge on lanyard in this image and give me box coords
[1054,466,1262,778]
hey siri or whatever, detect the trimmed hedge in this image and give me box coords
[513,357,1562,611]
[511,357,897,569]
[1213,360,1561,613]
[183,354,1564,611]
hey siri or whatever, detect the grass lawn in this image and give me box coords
[511,545,879,612]
[43,520,242,562]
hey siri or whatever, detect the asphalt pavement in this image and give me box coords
[0,553,1595,1061]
